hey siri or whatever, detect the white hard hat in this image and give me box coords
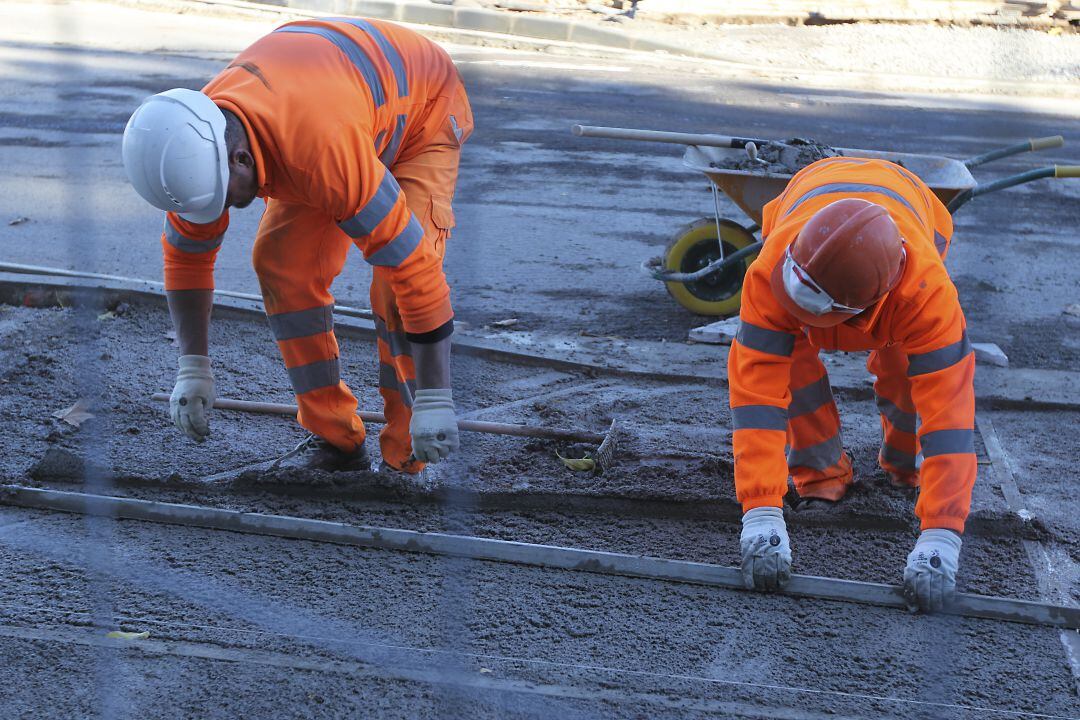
[122,88,229,224]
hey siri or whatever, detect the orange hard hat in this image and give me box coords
[770,198,905,328]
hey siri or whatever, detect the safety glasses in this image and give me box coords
[781,247,865,316]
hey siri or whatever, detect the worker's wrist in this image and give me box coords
[178,354,211,370]
[739,495,786,514]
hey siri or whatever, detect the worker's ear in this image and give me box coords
[230,148,254,169]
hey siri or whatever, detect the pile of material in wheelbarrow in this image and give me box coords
[712,137,843,175]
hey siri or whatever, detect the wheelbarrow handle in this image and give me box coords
[963,135,1064,168]
[572,124,766,149]
[947,165,1079,213]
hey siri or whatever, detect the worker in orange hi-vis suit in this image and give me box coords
[121,17,473,475]
[728,156,976,613]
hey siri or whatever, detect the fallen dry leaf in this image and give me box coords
[490,318,518,328]
[555,450,595,472]
[97,311,116,321]
[8,216,29,226]
[52,399,95,427]
[1064,303,1080,318]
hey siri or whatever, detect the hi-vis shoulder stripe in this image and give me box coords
[326,18,409,97]
[276,25,386,107]
[783,182,923,223]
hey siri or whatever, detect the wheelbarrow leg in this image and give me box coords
[711,184,727,262]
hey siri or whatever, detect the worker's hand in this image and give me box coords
[903,529,961,613]
[170,355,215,442]
[409,388,459,464]
[740,507,792,591]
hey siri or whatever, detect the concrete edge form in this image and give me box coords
[2,484,1077,629]
[2,267,1079,409]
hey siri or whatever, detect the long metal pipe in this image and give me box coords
[0,261,373,319]
[149,393,609,444]
[572,124,766,149]
[647,241,764,282]
[2,485,1075,630]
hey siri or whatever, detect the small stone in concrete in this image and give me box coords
[688,316,740,344]
[972,342,1009,367]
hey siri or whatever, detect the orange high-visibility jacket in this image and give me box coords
[728,157,976,533]
[161,17,463,336]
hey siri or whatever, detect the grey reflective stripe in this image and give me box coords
[379,362,415,406]
[365,216,423,267]
[731,405,788,431]
[881,443,917,471]
[275,26,385,107]
[374,316,412,358]
[907,332,972,376]
[378,114,408,167]
[287,358,340,395]
[921,428,975,458]
[788,376,834,418]
[267,304,333,342]
[338,171,401,239]
[163,221,223,254]
[328,18,408,97]
[735,321,796,357]
[875,395,916,434]
[787,434,843,471]
[783,183,921,222]
[934,231,948,257]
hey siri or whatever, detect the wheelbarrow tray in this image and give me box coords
[683,145,977,225]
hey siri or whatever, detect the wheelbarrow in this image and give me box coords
[572,124,1079,317]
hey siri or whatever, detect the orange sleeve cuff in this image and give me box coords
[919,515,966,534]
[740,495,786,514]
[162,234,216,291]
[399,296,454,336]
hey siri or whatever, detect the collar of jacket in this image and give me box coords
[213,98,270,195]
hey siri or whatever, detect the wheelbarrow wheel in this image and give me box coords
[663,217,759,316]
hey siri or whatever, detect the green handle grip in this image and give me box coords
[1030,135,1064,151]
[1055,165,1080,178]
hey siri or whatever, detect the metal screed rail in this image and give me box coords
[1,485,1075,630]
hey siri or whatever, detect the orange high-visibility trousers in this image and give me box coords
[786,335,852,500]
[868,344,919,484]
[786,339,918,500]
[252,82,472,470]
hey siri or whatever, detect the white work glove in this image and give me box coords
[903,529,961,613]
[409,388,459,464]
[170,355,215,443]
[740,507,792,591]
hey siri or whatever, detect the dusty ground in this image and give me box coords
[2,1,1079,353]
[0,302,1077,717]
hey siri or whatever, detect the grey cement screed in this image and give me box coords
[0,511,1076,718]
[2,484,1074,628]
[978,415,1080,691]
[0,303,1077,714]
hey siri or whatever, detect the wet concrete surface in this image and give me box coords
[0,303,1070,603]
[0,508,1076,719]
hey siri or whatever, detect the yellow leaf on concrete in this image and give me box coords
[556,450,595,472]
[106,630,149,640]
